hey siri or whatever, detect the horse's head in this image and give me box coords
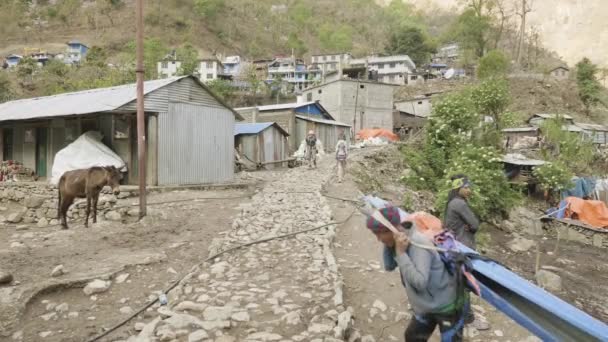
[104,166,123,195]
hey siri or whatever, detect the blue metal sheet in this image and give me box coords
[234,122,274,136]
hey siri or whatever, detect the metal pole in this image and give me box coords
[136,0,147,218]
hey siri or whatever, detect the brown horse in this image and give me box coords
[57,166,123,229]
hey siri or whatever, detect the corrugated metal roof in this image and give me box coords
[532,113,574,120]
[0,76,243,122]
[575,123,608,131]
[0,77,184,122]
[502,154,546,166]
[234,122,289,136]
[502,127,539,133]
[295,115,350,127]
[252,102,318,112]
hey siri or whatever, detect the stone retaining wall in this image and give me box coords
[0,183,136,227]
[544,221,608,249]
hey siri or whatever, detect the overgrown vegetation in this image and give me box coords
[477,50,509,79]
[403,78,520,220]
[576,57,604,114]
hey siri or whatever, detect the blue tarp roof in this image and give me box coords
[430,63,448,68]
[234,122,289,136]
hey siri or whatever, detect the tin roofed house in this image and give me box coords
[0,76,242,185]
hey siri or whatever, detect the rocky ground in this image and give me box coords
[1,145,607,342]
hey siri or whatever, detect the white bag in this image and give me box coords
[50,131,127,185]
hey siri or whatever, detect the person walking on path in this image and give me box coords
[305,130,318,169]
[444,174,489,331]
[335,134,348,182]
[368,207,467,341]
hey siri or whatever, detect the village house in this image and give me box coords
[222,55,243,78]
[349,55,417,86]
[0,76,241,186]
[65,40,89,64]
[310,53,352,80]
[157,57,229,83]
[576,123,608,146]
[433,42,460,65]
[393,94,437,134]
[235,101,350,153]
[302,79,396,134]
[549,66,570,80]
[528,113,575,127]
[252,59,272,81]
[234,122,289,169]
[502,127,541,150]
[3,54,23,69]
[267,56,313,92]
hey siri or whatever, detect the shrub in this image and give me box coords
[533,162,573,192]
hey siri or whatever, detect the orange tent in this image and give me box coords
[356,128,399,142]
[564,197,608,229]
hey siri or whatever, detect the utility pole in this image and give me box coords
[352,78,360,142]
[136,0,147,218]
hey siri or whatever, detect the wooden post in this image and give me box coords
[135,0,147,218]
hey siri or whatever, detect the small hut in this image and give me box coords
[234,122,289,169]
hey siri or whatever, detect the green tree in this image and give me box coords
[386,26,436,66]
[477,50,509,79]
[17,57,38,86]
[125,38,168,79]
[0,73,14,103]
[287,32,307,57]
[576,57,602,114]
[244,64,263,96]
[85,46,108,68]
[207,79,234,100]
[318,24,353,52]
[176,44,199,76]
[289,1,312,28]
[451,8,491,58]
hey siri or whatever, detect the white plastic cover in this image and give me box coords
[50,131,127,185]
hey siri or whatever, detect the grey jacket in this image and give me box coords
[383,229,459,315]
[444,197,479,249]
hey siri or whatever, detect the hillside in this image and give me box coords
[0,0,427,60]
[400,0,608,69]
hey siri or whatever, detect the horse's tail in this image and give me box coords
[57,178,62,219]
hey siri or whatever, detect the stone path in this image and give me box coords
[124,157,356,341]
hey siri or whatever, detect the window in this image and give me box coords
[411,75,418,80]
[418,101,423,105]
[562,70,566,76]
[206,62,214,69]
[389,75,395,82]
[331,55,336,61]
[318,89,322,94]
[307,93,313,101]
[161,61,168,68]
[378,63,384,69]
[389,62,396,68]
[323,56,327,61]
[360,85,365,89]
[206,74,213,79]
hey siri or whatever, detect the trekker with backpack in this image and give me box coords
[367,207,468,341]
[444,175,489,331]
[305,130,317,169]
[335,134,348,182]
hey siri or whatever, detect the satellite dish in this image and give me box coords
[445,68,455,79]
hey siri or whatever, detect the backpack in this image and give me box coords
[336,141,347,160]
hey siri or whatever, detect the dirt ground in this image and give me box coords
[325,146,607,341]
[1,187,253,341]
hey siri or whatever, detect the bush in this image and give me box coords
[533,162,573,192]
[435,145,519,220]
[477,50,509,79]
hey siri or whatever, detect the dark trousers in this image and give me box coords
[404,310,466,342]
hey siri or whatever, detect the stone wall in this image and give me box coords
[0,182,136,227]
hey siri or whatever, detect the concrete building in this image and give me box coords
[267,57,313,92]
[549,66,570,80]
[0,76,242,185]
[157,58,227,83]
[234,122,289,169]
[302,79,397,134]
[3,54,23,68]
[433,42,460,65]
[235,101,350,153]
[310,53,352,80]
[366,55,416,85]
[222,55,242,78]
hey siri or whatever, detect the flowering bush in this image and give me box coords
[533,162,573,191]
[435,145,520,220]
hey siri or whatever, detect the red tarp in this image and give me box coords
[564,196,608,229]
[356,128,399,142]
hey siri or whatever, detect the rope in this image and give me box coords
[86,207,359,342]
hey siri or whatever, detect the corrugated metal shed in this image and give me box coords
[575,123,608,131]
[0,76,243,122]
[234,122,289,136]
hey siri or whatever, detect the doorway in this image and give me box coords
[2,128,13,161]
[36,127,48,178]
